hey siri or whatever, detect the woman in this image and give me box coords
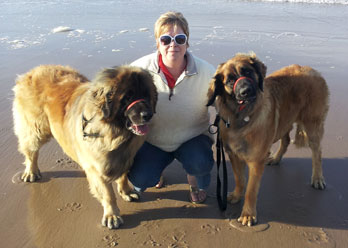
[128,11,215,203]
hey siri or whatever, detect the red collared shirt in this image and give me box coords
[158,54,176,89]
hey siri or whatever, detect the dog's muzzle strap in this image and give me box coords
[233,76,254,93]
[126,99,145,112]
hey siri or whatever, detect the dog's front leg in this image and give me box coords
[227,152,246,204]
[116,173,140,202]
[85,168,123,229]
[238,161,265,227]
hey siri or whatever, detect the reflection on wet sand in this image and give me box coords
[26,171,101,248]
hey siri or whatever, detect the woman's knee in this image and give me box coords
[185,156,214,176]
[127,142,173,191]
[177,135,214,175]
[128,169,160,191]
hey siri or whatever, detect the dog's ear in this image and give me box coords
[207,69,224,106]
[249,53,267,92]
[130,70,140,85]
[136,68,158,113]
[152,89,158,114]
[91,68,118,120]
[140,69,158,114]
[102,89,115,119]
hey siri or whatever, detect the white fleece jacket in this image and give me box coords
[131,51,215,152]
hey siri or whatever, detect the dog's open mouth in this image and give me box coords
[237,96,256,105]
[127,123,149,136]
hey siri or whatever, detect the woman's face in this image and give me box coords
[157,25,187,65]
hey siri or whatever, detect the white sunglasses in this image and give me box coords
[159,34,187,46]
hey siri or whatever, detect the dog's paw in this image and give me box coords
[227,192,242,204]
[21,169,41,182]
[311,176,326,190]
[266,156,281,166]
[119,191,140,202]
[102,214,124,229]
[237,214,257,227]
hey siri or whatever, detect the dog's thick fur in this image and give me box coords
[207,53,329,226]
[12,65,157,229]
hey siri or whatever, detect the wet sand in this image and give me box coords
[1,1,348,247]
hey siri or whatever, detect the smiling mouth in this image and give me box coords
[237,97,256,105]
[127,122,150,136]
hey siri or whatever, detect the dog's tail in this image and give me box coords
[293,123,309,148]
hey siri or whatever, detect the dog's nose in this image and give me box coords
[239,86,254,98]
[141,111,153,122]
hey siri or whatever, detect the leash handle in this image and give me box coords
[209,114,220,134]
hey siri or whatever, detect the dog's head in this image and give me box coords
[90,66,157,136]
[207,52,266,108]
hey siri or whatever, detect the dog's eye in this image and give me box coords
[125,90,134,100]
[225,75,236,85]
[106,91,113,102]
[242,68,253,76]
[229,74,237,79]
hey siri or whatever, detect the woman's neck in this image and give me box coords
[162,56,187,80]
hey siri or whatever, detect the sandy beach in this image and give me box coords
[1,0,348,247]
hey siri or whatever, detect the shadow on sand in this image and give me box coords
[24,157,348,232]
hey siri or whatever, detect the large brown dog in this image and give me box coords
[12,65,157,229]
[207,53,329,226]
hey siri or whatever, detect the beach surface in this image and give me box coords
[1,1,348,247]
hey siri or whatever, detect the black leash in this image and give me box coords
[209,114,228,211]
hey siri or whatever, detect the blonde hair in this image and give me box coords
[154,11,190,47]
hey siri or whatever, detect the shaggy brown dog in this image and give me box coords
[12,65,157,229]
[207,53,329,226]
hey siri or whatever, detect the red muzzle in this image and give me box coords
[126,99,145,112]
[233,76,254,93]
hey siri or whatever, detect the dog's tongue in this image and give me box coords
[131,124,149,136]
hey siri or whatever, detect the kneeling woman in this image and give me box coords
[128,11,215,203]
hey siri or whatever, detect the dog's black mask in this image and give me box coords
[207,54,267,107]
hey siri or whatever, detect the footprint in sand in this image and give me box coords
[301,228,335,248]
[142,230,189,248]
[57,202,82,212]
[102,234,120,247]
[142,235,162,247]
[11,171,24,184]
[279,225,335,248]
[166,231,189,248]
[201,224,221,234]
[55,157,79,169]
